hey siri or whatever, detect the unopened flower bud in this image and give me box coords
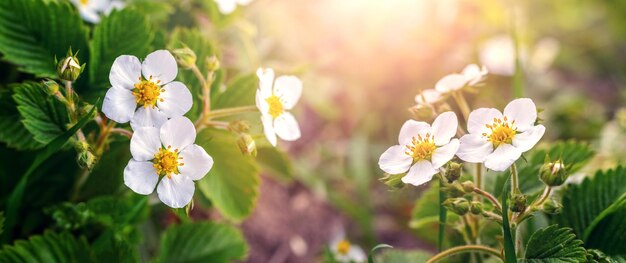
[541,198,562,214]
[443,181,466,198]
[57,50,82,82]
[171,47,197,69]
[461,181,475,193]
[510,194,527,213]
[379,173,405,190]
[443,198,470,215]
[470,201,483,215]
[228,120,251,133]
[408,104,434,121]
[237,134,257,156]
[43,80,60,96]
[540,159,568,186]
[205,55,220,72]
[445,162,462,183]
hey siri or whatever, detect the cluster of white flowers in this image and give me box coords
[70,0,124,24]
[415,64,488,107]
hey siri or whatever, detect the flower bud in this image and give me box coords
[442,181,466,198]
[57,50,82,82]
[171,47,197,69]
[445,162,462,183]
[228,120,251,133]
[379,173,405,190]
[77,149,96,170]
[539,159,568,186]
[461,181,475,193]
[408,104,434,121]
[510,194,527,213]
[205,55,220,72]
[237,134,257,156]
[470,201,483,215]
[443,198,470,215]
[43,80,60,96]
[541,198,562,214]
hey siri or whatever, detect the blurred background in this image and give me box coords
[203,0,626,261]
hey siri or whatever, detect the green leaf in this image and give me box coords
[211,73,257,109]
[0,212,4,236]
[552,166,626,239]
[88,8,153,93]
[368,244,393,263]
[256,147,293,181]
[0,88,42,150]
[196,128,260,221]
[585,249,626,263]
[522,225,587,262]
[583,193,626,255]
[501,175,517,263]
[158,222,247,263]
[0,0,89,77]
[438,180,447,252]
[0,231,94,262]
[374,249,431,263]
[79,142,131,199]
[409,181,458,245]
[13,81,69,145]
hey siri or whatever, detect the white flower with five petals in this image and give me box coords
[378,112,460,186]
[435,64,489,93]
[329,233,366,263]
[214,0,252,14]
[456,98,545,171]
[256,68,302,147]
[70,0,124,24]
[103,50,192,130]
[415,89,443,106]
[124,117,213,208]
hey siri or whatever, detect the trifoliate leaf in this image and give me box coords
[158,222,247,263]
[0,0,89,77]
[196,128,260,221]
[12,81,69,145]
[0,88,43,150]
[522,225,587,262]
[0,231,95,262]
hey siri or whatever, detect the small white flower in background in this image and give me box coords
[70,0,124,24]
[214,0,252,15]
[102,50,192,130]
[378,112,459,186]
[435,64,488,93]
[329,233,366,263]
[456,98,545,171]
[124,117,213,208]
[256,68,302,147]
[414,89,442,106]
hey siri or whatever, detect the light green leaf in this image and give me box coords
[13,81,69,145]
[256,147,293,181]
[0,88,42,150]
[88,8,153,93]
[158,222,247,263]
[522,225,587,262]
[0,231,94,262]
[196,128,260,221]
[211,73,257,109]
[0,0,89,77]
[374,249,431,263]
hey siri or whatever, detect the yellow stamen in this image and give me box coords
[485,117,517,147]
[80,0,89,5]
[132,76,162,108]
[265,95,284,119]
[405,134,437,161]
[153,148,183,178]
[337,240,351,255]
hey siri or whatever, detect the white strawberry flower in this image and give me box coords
[378,112,459,186]
[214,0,253,14]
[70,0,124,24]
[102,50,192,130]
[329,233,366,263]
[415,89,443,105]
[124,117,213,208]
[456,98,545,171]
[435,64,489,93]
[256,68,302,147]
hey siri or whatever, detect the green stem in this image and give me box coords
[510,164,519,195]
[451,91,471,121]
[535,186,551,207]
[473,188,502,212]
[206,105,258,119]
[427,245,503,263]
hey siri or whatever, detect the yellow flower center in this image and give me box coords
[265,95,284,119]
[336,240,351,255]
[153,147,184,178]
[132,76,163,108]
[405,133,437,161]
[80,0,89,5]
[483,116,517,147]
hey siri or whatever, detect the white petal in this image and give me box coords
[378,145,413,174]
[215,0,237,14]
[431,139,459,168]
[456,134,493,163]
[273,112,301,141]
[431,111,458,146]
[256,67,274,99]
[142,50,177,84]
[462,64,487,86]
[402,160,437,186]
[273,76,302,109]
[484,144,522,171]
[179,144,214,181]
[512,125,545,152]
[130,107,168,130]
[237,0,253,5]
[130,127,161,161]
[347,246,367,262]
[435,74,467,92]
[503,98,537,132]
[160,116,196,151]
[415,89,441,105]
[102,86,136,123]
[255,89,269,113]
[157,81,192,118]
[78,8,101,23]
[157,175,195,208]
[398,120,430,145]
[467,108,503,135]
[124,160,158,195]
[109,55,141,90]
[261,114,277,146]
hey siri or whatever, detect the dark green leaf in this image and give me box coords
[438,179,447,252]
[0,88,42,150]
[585,249,626,263]
[79,142,131,199]
[13,81,69,144]
[158,222,247,263]
[522,225,587,262]
[0,231,94,262]
[583,194,626,255]
[501,175,517,263]
[0,212,4,235]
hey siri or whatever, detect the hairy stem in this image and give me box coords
[205,105,258,119]
[473,188,502,212]
[510,163,519,195]
[452,91,471,121]
[426,245,503,263]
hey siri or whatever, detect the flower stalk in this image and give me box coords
[426,245,503,263]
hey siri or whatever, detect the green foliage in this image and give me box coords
[0,0,89,78]
[409,181,459,245]
[88,8,153,93]
[374,249,431,262]
[0,212,4,235]
[583,194,626,255]
[368,244,393,263]
[0,89,42,150]
[256,147,294,181]
[586,249,626,263]
[522,225,587,262]
[158,222,247,263]
[79,142,131,199]
[501,175,516,263]
[0,231,94,263]
[212,73,257,109]
[196,128,260,221]
[13,82,69,145]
